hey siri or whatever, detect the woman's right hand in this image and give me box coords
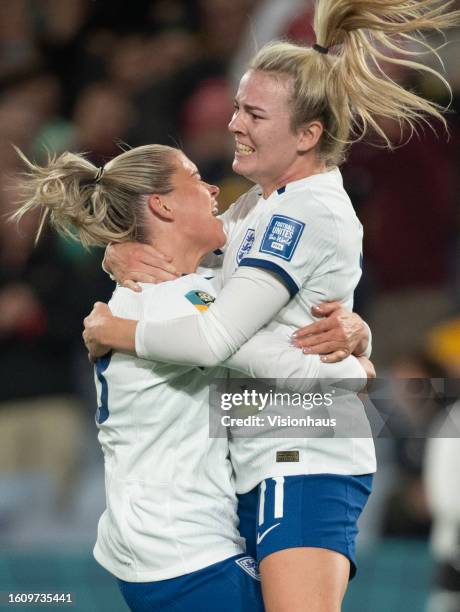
[103,242,179,291]
[83,301,137,360]
[83,302,113,361]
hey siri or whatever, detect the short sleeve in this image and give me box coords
[239,195,337,297]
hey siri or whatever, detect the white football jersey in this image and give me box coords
[93,274,244,582]
[217,169,376,493]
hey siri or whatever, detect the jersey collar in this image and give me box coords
[257,167,341,199]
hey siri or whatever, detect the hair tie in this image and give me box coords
[94,166,105,183]
[313,43,329,55]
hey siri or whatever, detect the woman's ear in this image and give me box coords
[297,120,324,153]
[147,194,175,221]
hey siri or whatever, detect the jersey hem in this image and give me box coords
[93,542,245,583]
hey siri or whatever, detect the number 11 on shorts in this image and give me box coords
[258,477,285,526]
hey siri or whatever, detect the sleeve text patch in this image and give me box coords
[259,215,305,261]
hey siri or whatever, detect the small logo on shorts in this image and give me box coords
[257,523,280,545]
[276,450,299,462]
[235,556,261,581]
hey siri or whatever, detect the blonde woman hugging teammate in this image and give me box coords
[81,2,459,610]
[13,140,374,612]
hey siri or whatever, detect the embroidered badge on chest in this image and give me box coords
[185,290,216,312]
[236,228,255,265]
[260,214,305,261]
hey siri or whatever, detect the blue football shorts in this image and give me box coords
[237,473,373,579]
[117,553,264,612]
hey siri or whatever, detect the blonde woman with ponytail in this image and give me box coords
[14,143,371,611]
[13,144,267,612]
[83,2,460,610]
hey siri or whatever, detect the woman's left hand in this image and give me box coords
[83,302,113,361]
[291,301,369,363]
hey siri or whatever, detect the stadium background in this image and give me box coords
[0,1,459,610]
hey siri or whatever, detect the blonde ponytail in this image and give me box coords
[250,0,460,165]
[12,144,178,247]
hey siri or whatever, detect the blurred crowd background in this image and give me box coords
[0,1,459,610]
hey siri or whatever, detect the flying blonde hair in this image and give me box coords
[11,144,178,246]
[250,0,460,165]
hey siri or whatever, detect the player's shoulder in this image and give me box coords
[109,285,144,318]
[109,280,184,319]
[283,168,346,205]
[265,168,354,228]
[113,275,218,321]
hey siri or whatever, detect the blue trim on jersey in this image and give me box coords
[239,257,299,297]
[277,186,286,194]
[95,351,112,424]
[237,474,373,580]
[117,554,264,612]
[213,248,224,255]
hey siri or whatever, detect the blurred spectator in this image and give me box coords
[0,0,41,79]
[425,415,460,612]
[181,77,251,208]
[427,318,460,377]
[0,219,87,516]
[199,0,256,60]
[343,112,458,368]
[33,81,135,164]
[71,82,134,162]
[119,29,201,147]
[379,353,448,539]
[230,0,310,87]
[424,320,460,612]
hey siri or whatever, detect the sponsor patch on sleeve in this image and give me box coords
[185,290,216,312]
[259,215,305,261]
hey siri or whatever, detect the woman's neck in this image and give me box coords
[149,234,206,277]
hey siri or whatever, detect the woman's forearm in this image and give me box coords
[104,317,138,355]
[135,268,290,366]
[225,330,367,392]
